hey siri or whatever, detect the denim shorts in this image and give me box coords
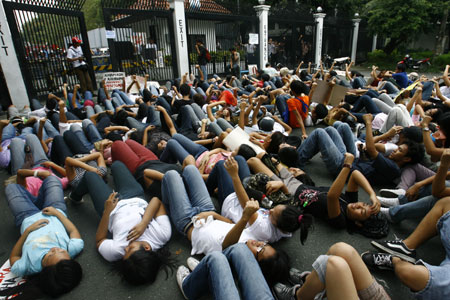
[414,210,450,299]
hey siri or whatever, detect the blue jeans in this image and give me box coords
[82,119,103,143]
[182,243,274,300]
[161,165,215,235]
[297,124,355,175]
[33,120,59,141]
[389,182,450,223]
[71,161,145,215]
[350,95,382,122]
[382,81,400,96]
[200,64,208,81]
[10,134,49,175]
[70,124,94,150]
[352,77,366,89]
[112,90,134,105]
[2,124,33,141]
[275,94,290,117]
[5,176,66,227]
[161,133,207,164]
[206,156,251,203]
[209,118,234,136]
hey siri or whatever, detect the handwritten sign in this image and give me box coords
[102,72,125,91]
[0,260,25,299]
[249,33,258,45]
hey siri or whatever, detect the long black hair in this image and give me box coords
[0,259,82,300]
[259,248,290,286]
[115,247,175,285]
[276,205,314,245]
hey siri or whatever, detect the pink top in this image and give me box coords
[196,151,231,174]
[26,167,69,196]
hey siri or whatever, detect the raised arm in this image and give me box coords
[432,149,450,197]
[327,153,354,219]
[222,200,259,250]
[207,100,226,122]
[295,61,303,77]
[72,84,80,109]
[156,105,177,136]
[362,114,379,159]
[96,192,118,248]
[272,115,292,135]
[443,65,450,87]
[421,116,444,161]
[196,65,204,81]
[346,169,380,215]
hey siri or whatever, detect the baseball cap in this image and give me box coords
[259,117,275,132]
[72,37,82,44]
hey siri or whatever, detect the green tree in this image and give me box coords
[82,0,104,30]
[365,0,433,54]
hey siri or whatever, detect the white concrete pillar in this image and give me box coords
[254,4,270,68]
[0,3,29,109]
[372,34,378,52]
[313,12,326,67]
[170,0,189,77]
[351,18,361,62]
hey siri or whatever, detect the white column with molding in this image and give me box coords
[0,2,29,109]
[313,13,326,67]
[170,0,189,77]
[351,18,361,62]
[254,4,270,68]
[372,34,378,52]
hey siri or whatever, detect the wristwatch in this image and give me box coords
[343,163,352,169]
[422,127,430,132]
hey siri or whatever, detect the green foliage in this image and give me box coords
[21,14,80,45]
[365,0,434,53]
[434,53,450,68]
[82,0,104,30]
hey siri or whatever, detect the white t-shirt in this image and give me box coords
[67,46,86,68]
[263,67,278,77]
[98,198,172,262]
[440,86,450,98]
[248,122,287,135]
[304,102,332,127]
[221,193,291,243]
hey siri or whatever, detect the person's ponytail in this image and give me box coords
[276,205,314,245]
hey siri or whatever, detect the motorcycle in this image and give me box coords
[323,54,351,70]
[398,54,431,71]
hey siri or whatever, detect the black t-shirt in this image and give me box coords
[353,153,401,185]
[134,160,182,199]
[295,185,353,229]
[197,45,207,65]
[172,99,194,114]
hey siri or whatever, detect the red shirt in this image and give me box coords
[287,95,310,128]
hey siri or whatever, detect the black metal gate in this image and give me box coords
[268,16,315,69]
[102,0,178,81]
[185,1,259,76]
[2,0,95,100]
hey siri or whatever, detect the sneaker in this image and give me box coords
[355,123,365,138]
[288,268,310,286]
[379,207,392,222]
[176,266,190,299]
[272,283,299,300]
[361,251,394,270]
[186,257,199,272]
[371,240,416,263]
[378,196,399,208]
[379,188,406,198]
[64,193,84,205]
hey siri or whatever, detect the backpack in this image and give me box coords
[205,49,211,62]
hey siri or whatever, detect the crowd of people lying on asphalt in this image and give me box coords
[1,61,450,300]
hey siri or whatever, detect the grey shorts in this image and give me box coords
[312,255,390,300]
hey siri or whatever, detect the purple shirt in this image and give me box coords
[0,139,11,168]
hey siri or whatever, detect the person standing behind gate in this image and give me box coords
[67,37,93,94]
[195,39,208,80]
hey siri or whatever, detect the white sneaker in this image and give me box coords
[379,207,392,222]
[379,188,406,198]
[176,266,190,299]
[187,257,200,272]
[378,196,399,208]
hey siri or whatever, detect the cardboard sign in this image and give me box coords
[311,80,349,107]
[0,260,25,299]
[223,127,265,155]
[102,72,125,91]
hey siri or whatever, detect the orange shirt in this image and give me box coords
[287,95,310,128]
